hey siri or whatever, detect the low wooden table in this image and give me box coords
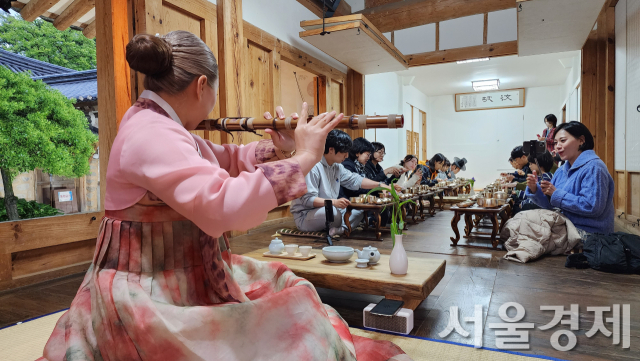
[243,249,446,310]
[449,203,510,249]
[343,202,393,241]
[430,189,445,210]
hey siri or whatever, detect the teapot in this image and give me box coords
[355,246,381,264]
[269,233,285,255]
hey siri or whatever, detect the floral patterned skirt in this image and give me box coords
[38,203,411,361]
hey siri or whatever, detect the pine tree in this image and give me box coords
[0,66,98,220]
[0,12,96,71]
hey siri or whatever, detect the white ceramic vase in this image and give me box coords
[470,187,476,196]
[389,235,408,275]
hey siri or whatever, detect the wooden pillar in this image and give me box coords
[595,11,607,159]
[315,76,327,115]
[95,0,132,208]
[346,69,364,139]
[271,50,282,114]
[217,0,244,144]
[346,69,364,115]
[581,30,597,134]
[605,6,616,177]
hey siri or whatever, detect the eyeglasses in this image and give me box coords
[375,150,386,155]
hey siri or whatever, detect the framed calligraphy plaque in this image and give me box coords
[455,88,526,112]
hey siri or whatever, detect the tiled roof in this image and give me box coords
[33,70,98,101]
[0,48,74,76]
[0,49,98,101]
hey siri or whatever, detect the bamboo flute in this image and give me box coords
[196,114,403,132]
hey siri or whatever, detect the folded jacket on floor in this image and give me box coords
[500,209,581,263]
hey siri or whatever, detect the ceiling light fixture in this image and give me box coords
[457,58,490,64]
[472,79,500,91]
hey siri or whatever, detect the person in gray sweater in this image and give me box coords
[291,130,393,236]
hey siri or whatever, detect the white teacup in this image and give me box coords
[285,244,298,256]
[299,246,312,257]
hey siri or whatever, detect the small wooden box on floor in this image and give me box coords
[242,248,446,310]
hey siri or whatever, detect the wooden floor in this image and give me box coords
[1,209,638,360]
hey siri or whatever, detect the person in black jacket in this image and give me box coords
[509,146,532,183]
[420,153,446,186]
[365,142,404,185]
[340,137,375,199]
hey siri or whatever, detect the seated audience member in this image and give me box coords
[513,151,554,214]
[510,146,532,182]
[525,121,614,235]
[365,141,404,184]
[340,137,374,199]
[450,157,467,179]
[420,153,445,186]
[396,155,422,189]
[291,130,393,236]
[436,159,451,181]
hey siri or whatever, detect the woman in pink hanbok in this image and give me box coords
[38,31,411,361]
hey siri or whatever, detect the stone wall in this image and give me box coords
[84,156,100,211]
[0,171,37,201]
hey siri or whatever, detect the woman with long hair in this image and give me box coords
[364,142,404,184]
[38,31,409,361]
[526,121,614,236]
[395,154,422,189]
[421,153,445,186]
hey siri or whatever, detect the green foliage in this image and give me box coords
[0,197,62,221]
[367,181,415,246]
[0,12,96,71]
[0,65,98,179]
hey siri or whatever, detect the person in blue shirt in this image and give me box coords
[513,151,554,214]
[525,121,614,235]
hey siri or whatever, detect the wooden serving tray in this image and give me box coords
[262,251,316,260]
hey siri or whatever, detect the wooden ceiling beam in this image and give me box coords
[296,0,351,18]
[53,0,95,31]
[11,1,91,29]
[358,0,515,33]
[365,0,401,7]
[407,40,517,67]
[19,0,62,22]
[82,19,96,39]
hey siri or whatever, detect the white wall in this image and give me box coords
[426,85,564,188]
[403,83,429,158]
[560,55,582,122]
[241,0,348,73]
[615,0,640,172]
[615,0,627,170]
[364,72,404,169]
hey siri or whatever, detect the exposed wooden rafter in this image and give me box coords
[357,0,515,33]
[365,0,401,7]
[407,40,517,67]
[296,0,352,18]
[483,13,488,44]
[17,0,62,22]
[53,0,95,31]
[82,19,96,39]
[11,1,94,37]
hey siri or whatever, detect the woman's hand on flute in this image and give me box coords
[263,106,297,152]
[293,102,344,175]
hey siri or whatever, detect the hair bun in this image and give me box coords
[126,34,173,76]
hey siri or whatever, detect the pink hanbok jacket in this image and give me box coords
[105,90,308,237]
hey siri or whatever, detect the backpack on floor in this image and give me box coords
[575,232,640,274]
